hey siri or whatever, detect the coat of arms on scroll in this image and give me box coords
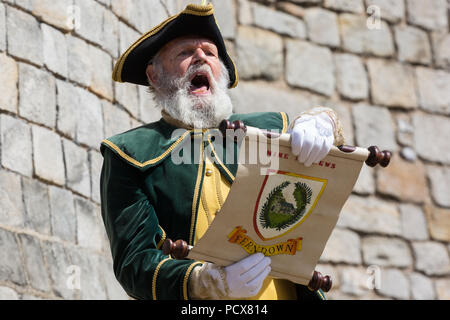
[255,170,326,241]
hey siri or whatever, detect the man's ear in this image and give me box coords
[146,64,158,87]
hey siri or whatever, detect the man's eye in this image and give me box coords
[178,50,192,57]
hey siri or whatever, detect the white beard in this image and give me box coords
[153,62,233,129]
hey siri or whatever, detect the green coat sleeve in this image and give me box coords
[100,147,201,300]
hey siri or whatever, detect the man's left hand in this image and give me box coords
[289,113,334,167]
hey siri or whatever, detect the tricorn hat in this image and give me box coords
[112,2,239,88]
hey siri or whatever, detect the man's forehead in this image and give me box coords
[161,36,217,51]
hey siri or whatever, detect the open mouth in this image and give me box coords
[189,73,211,96]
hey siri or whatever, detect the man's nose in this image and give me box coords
[192,48,208,64]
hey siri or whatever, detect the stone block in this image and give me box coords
[334,53,368,101]
[229,81,316,121]
[112,0,167,33]
[352,104,397,152]
[235,26,283,81]
[0,170,24,228]
[102,100,132,139]
[74,0,104,45]
[41,241,76,299]
[367,59,418,109]
[426,165,450,208]
[424,204,450,242]
[353,164,375,195]
[400,204,429,241]
[364,0,404,23]
[435,279,450,300]
[413,113,450,164]
[396,114,414,147]
[7,6,43,65]
[395,25,432,65]
[376,156,428,203]
[98,256,129,300]
[63,139,91,198]
[22,177,51,235]
[0,286,19,300]
[114,82,140,119]
[0,228,26,285]
[67,248,107,299]
[286,40,335,96]
[75,197,103,252]
[238,0,253,25]
[18,234,51,292]
[49,186,76,243]
[406,0,448,31]
[32,0,73,30]
[0,115,32,177]
[32,125,65,185]
[252,3,306,38]
[0,53,18,113]
[324,0,364,13]
[377,268,409,299]
[88,51,112,102]
[67,35,91,87]
[339,13,394,57]
[304,8,340,47]
[18,63,56,128]
[211,0,236,39]
[89,150,103,204]
[138,86,160,124]
[415,67,450,115]
[56,80,104,149]
[409,272,436,300]
[42,23,68,78]
[0,3,5,51]
[320,228,362,264]
[102,8,120,58]
[118,21,140,57]
[337,266,370,297]
[361,236,412,268]
[412,241,450,276]
[431,32,450,70]
[338,195,401,236]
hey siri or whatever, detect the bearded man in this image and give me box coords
[100,2,344,300]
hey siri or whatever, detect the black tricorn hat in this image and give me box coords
[112,2,239,88]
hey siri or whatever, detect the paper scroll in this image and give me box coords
[187,127,369,286]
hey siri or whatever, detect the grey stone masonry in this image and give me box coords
[235,26,283,81]
[22,177,51,235]
[367,59,418,109]
[49,186,77,243]
[413,242,450,276]
[19,63,56,128]
[286,40,335,96]
[364,0,404,23]
[0,3,5,52]
[0,53,17,113]
[63,139,91,198]
[415,67,450,115]
[0,228,26,286]
[304,8,340,47]
[406,0,448,31]
[6,6,43,65]
[395,25,432,65]
[334,53,368,100]
[413,113,450,165]
[426,165,450,207]
[0,170,24,228]
[252,2,306,39]
[320,228,362,264]
[32,125,65,185]
[339,13,394,57]
[1,115,33,177]
[361,236,412,268]
[42,23,68,78]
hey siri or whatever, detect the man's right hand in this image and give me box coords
[224,253,271,298]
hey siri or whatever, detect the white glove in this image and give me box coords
[289,113,334,167]
[224,253,271,298]
[189,253,271,299]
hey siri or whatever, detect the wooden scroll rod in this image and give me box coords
[162,238,332,293]
[218,120,392,168]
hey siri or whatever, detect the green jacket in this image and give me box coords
[100,111,325,300]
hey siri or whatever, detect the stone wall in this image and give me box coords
[0,0,449,300]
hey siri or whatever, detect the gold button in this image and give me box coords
[206,169,213,177]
